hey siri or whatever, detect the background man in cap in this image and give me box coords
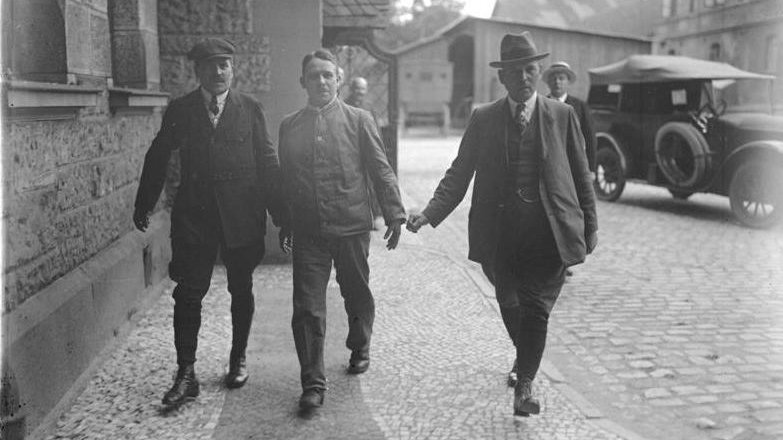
[544,61,597,176]
[133,37,288,407]
[407,31,597,417]
[278,49,406,410]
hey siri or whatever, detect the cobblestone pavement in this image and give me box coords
[398,135,783,440]
[42,200,626,437]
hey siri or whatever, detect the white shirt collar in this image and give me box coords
[200,88,229,105]
[553,93,568,103]
[507,91,537,120]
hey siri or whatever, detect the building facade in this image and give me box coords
[394,17,652,128]
[655,0,782,92]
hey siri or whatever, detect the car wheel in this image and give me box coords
[729,159,783,229]
[654,122,711,188]
[594,148,625,202]
[668,189,693,200]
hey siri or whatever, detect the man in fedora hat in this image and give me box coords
[407,31,597,416]
[133,37,289,407]
[543,61,596,175]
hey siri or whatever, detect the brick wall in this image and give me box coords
[2,108,161,313]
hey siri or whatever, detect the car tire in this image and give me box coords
[668,189,693,200]
[654,122,711,188]
[729,159,783,229]
[594,148,625,202]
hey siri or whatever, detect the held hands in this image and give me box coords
[133,210,150,232]
[384,218,405,250]
[406,212,430,233]
[586,231,598,255]
[279,226,293,254]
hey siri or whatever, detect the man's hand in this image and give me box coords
[279,226,293,254]
[586,231,598,255]
[406,212,430,233]
[384,218,405,250]
[133,209,150,232]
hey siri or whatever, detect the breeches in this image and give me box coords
[169,238,265,366]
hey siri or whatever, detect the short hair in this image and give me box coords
[301,49,339,76]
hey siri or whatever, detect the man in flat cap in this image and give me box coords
[133,37,289,407]
[407,31,597,416]
[277,49,406,410]
[544,61,597,176]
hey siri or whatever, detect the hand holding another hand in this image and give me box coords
[406,212,430,233]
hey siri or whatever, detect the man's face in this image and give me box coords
[301,57,341,107]
[499,61,541,103]
[350,81,368,103]
[196,57,234,95]
[547,72,570,98]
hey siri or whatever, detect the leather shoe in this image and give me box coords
[299,388,324,409]
[162,364,199,407]
[225,354,249,389]
[514,378,540,416]
[347,351,370,374]
[507,359,518,388]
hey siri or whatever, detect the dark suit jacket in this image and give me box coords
[135,89,287,248]
[422,96,598,267]
[561,95,596,172]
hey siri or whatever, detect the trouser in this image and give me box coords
[291,232,373,391]
[493,194,567,381]
[169,238,265,367]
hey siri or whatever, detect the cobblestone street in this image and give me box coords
[399,134,783,440]
[41,134,783,440]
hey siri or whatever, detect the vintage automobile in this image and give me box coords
[587,54,783,228]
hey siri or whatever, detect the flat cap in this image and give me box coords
[187,38,236,61]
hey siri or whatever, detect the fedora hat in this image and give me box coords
[543,61,577,83]
[489,32,549,68]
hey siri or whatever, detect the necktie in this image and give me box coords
[515,103,527,132]
[209,95,219,116]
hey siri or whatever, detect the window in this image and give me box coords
[765,35,779,73]
[663,0,674,17]
[709,43,721,61]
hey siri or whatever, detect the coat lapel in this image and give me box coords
[536,95,555,161]
[215,90,241,136]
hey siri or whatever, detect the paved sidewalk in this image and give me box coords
[42,231,637,440]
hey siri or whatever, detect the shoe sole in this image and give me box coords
[514,399,540,416]
[299,397,324,409]
[161,394,198,407]
[226,376,249,389]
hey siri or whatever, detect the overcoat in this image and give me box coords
[135,89,286,248]
[422,96,598,267]
[563,95,597,173]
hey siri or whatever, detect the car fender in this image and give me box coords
[725,140,783,169]
[721,140,783,187]
[596,132,629,173]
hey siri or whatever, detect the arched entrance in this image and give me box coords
[448,34,474,128]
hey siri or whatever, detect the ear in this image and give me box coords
[299,76,305,89]
[497,69,507,86]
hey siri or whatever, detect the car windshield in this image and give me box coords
[709,78,773,114]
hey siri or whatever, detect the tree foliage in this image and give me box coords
[375,0,465,51]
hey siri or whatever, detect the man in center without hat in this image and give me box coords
[407,31,597,416]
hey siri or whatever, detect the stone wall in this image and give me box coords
[2,109,160,313]
[158,0,271,99]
